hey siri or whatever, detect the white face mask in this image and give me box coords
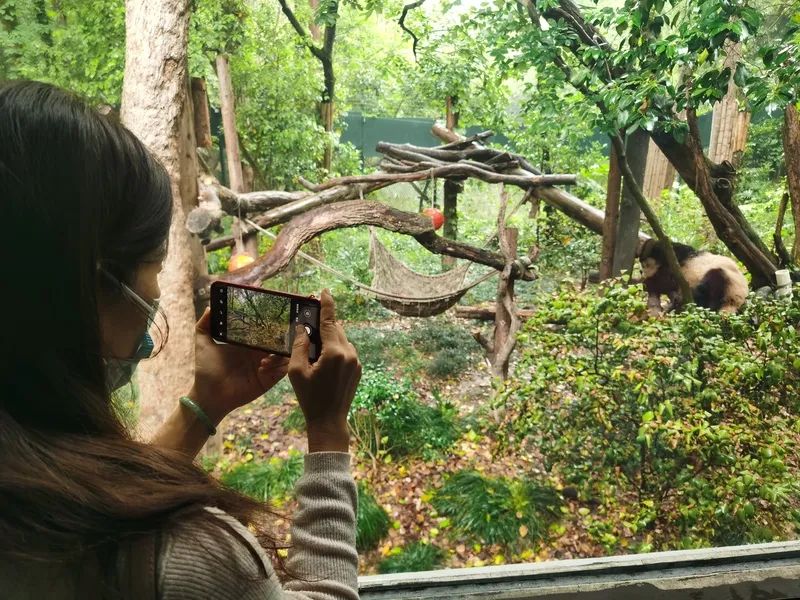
[101,272,160,392]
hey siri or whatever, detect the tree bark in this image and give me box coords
[613,129,649,275]
[191,77,212,149]
[600,143,621,280]
[785,104,800,264]
[121,0,205,437]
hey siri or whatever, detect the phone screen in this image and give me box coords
[210,282,321,360]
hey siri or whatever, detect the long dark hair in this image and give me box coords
[0,81,282,581]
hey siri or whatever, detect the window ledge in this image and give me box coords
[359,540,800,599]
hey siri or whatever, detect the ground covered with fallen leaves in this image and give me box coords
[214,314,615,574]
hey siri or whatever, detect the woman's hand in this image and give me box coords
[289,289,361,453]
[190,307,289,425]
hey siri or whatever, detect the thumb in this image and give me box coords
[289,324,310,375]
[196,306,211,333]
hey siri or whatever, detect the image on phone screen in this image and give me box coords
[226,286,294,353]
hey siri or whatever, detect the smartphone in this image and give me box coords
[210,281,322,362]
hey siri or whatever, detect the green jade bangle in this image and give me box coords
[179,396,217,436]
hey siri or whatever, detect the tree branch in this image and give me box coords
[221,200,536,286]
[398,0,426,60]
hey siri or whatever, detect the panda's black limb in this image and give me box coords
[694,268,727,311]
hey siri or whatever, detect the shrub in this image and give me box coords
[499,282,800,549]
[346,326,404,366]
[378,542,444,574]
[432,470,562,546]
[221,452,304,504]
[349,367,460,459]
[357,483,390,552]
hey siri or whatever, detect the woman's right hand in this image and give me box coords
[288,289,361,453]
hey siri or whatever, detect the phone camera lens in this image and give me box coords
[303,309,311,318]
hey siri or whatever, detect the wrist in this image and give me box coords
[186,386,226,427]
[306,420,350,453]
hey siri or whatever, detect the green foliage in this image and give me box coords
[0,0,125,103]
[221,452,304,503]
[378,541,444,574]
[432,470,562,546]
[349,367,460,459]
[500,282,800,549]
[408,321,480,378]
[282,406,306,433]
[356,482,390,552]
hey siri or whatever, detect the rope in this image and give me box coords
[244,219,500,304]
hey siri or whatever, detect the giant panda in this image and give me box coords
[639,239,748,314]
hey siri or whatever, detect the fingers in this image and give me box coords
[196,306,212,333]
[320,288,336,327]
[288,324,311,379]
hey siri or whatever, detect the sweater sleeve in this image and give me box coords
[283,452,359,600]
[157,452,359,600]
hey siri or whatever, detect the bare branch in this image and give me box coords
[398,0,426,60]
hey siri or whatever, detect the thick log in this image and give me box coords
[455,306,536,320]
[190,77,212,148]
[221,200,536,286]
[600,144,622,280]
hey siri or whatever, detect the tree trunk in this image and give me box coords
[785,104,800,264]
[612,129,649,275]
[308,0,321,41]
[708,41,746,165]
[216,53,258,258]
[443,96,459,268]
[651,109,777,288]
[191,77,212,149]
[321,99,334,172]
[600,143,621,280]
[121,0,206,437]
[643,138,676,200]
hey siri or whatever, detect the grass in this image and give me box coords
[432,470,562,546]
[357,483,391,552]
[378,542,444,574]
[221,452,304,503]
[282,406,306,433]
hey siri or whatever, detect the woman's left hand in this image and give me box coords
[189,307,289,425]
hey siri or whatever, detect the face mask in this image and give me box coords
[102,272,160,393]
[104,332,155,392]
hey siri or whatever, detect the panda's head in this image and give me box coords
[639,239,698,277]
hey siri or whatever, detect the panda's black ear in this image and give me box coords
[640,239,656,260]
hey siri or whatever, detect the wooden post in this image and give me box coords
[600,143,622,280]
[490,185,521,380]
[216,53,258,259]
[784,103,800,264]
[709,41,750,166]
[612,129,650,275]
[643,138,676,200]
[443,95,460,269]
[191,77,212,149]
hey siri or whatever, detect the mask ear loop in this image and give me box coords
[98,266,166,358]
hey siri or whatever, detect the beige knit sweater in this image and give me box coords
[3,452,359,600]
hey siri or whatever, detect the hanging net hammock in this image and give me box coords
[367,229,497,317]
[244,220,498,318]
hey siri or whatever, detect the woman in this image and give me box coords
[0,81,362,599]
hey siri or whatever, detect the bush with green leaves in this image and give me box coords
[220,452,304,504]
[356,483,390,552]
[432,470,562,546]
[282,407,306,433]
[408,321,480,378]
[349,367,460,460]
[378,542,444,574]
[499,282,800,549]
